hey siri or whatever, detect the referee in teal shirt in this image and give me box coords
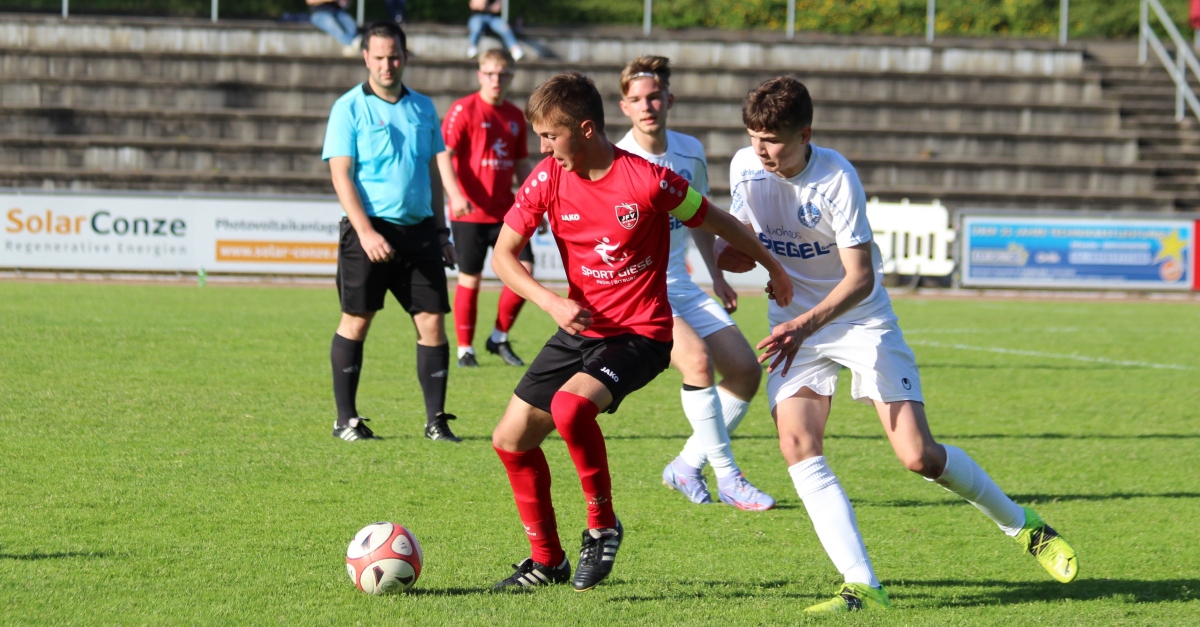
[323,22,462,443]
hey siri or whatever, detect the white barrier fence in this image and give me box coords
[2,191,953,287]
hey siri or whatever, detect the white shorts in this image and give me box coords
[668,281,736,339]
[766,314,923,409]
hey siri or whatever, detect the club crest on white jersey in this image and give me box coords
[797,202,822,228]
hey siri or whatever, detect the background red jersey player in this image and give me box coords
[441,48,536,368]
[488,71,792,592]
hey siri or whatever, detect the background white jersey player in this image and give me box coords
[716,76,1079,613]
[615,55,774,511]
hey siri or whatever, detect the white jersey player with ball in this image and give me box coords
[616,55,775,511]
[717,76,1079,614]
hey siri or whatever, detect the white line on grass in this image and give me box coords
[908,340,1194,371]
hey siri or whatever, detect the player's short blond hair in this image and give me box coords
[619,55,670,96]
[478,47,514,68]
[526,71,605,134]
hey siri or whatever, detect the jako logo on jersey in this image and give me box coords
[797,202,822,228]
[615,202,639,230]
[561,214,580,221]
[902,378,912,390]
[600,367,619,382]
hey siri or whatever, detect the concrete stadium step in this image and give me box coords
[703,157,1158,196]
[0,102,1137,163]
[0,98,1124,144]
[0,118,1139,168]
[1,165,332,195]
[0,48,1107,106]
[2,13,1086,74]
[1,134,1155,195]
[6,167,1174,212]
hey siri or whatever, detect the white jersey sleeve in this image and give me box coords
[824,165,873,249]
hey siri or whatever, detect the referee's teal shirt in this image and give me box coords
[322,82,446,225]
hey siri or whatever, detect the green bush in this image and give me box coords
[3,0,1194,39]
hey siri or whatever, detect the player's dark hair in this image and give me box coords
[742,76,813,134]
[362,21,407,54]
[526,71,605,134]
[620,55,671,95]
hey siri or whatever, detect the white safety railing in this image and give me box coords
[866,198,956,278]
[637,0,1075,44]
[1139,0,1200,122]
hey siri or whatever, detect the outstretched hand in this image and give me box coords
[548,297,593,335]
[756,318,811,376]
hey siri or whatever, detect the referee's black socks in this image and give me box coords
[416,343,450,425]
[331,334,364,428]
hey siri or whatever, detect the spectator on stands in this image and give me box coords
[308,0,362,56]
[466,0,523,61]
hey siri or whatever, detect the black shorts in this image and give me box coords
[451,220,534,276]
[513,329,673,414]
[337,217,451,315]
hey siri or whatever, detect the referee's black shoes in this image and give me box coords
[333,417,377,442]
[424,413,462,443]
[486,338,525,366]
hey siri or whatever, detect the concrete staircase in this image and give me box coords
[0,13,1192,213]
[1084,41,1200,212]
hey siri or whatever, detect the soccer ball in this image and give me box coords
[345,522,423,594]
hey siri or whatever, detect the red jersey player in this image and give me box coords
[489,71,792,592]
[441,48,536,368]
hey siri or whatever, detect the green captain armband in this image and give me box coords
[669,186,705,226]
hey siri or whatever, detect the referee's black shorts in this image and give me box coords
[514,329,673,414]
[336,217,451,315]
[451,220,534,276]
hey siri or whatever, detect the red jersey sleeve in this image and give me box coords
[504,158,554,237]
[441,98,471,152]
[514,115,529,160]
[644,160,710,228]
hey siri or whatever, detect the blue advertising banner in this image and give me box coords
[960,215,1196,290]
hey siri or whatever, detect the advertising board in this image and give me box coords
[2,190,776,289]
[2,191,342,275]
[960,214,1197,290]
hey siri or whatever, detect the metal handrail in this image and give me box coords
[1139,0,1200,122]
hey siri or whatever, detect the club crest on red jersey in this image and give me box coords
[615,203,639,230]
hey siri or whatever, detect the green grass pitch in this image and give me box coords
[2,281,1198,625]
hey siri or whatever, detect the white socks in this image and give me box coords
[929,445,1026,536]
[789,456,878,587]
[717,387,751,433]
[677,386,739,478]
[457,346,474,358]
[490,329,508,344]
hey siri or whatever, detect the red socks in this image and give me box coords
[494,446,564,567]
[495,286,526,333]
[550,391,616,529]
[453,284,478,348]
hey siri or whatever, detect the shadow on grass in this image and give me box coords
[606,578,1200,606]
[861,491,1200,508]
[407,587,488,597]
[0,551,111,560]
[896,578,1200,605]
